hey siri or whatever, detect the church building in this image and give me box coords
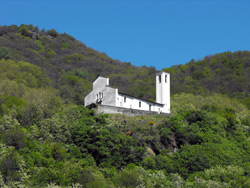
[84,71,170,115]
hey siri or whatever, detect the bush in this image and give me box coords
[61,41,71,50]
[0,148,23,184]
[0,47,13,60]
[3,127,26,150]
[18,25,32,37]
[142,157,156,170]
[46,29,58,38]
[112,167,141,188]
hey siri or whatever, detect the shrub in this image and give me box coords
[142,157,156,170]
[112,167,141,188]
[149,120,155,126]
[3,127,26,150]
[0,47,13,60]
[61,41,71,50]
[46,29,58,38]
[18,25,32,37]
[0,147,23,184]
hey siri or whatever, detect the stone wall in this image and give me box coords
[95,104,170,117]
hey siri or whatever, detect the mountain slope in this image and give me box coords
[163,51,250,108]
[1,25,250,108]
[0,24,157,104]
[0,24,250,187]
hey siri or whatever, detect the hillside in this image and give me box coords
[0,24,157,104]
[1,25,250,108]
[163,51,250,108]
[0,24,250,187]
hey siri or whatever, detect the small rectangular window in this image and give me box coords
[159,75,161,83]
[124,97,126,103]
[165,75,167,83]
[139,101,141,108]
[96,94,99,99]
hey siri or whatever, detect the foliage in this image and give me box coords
[0,59,51,88]
[167,51,250,109]
[0,24,158,104]
[0,47,13,60]
[171,93,250,118]
[61,41,71,50]
[18,25,32,38]
[0,24,250,186]
[46,29,58,38]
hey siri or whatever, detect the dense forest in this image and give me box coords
[0,24,250,187]
[163,51,250,108]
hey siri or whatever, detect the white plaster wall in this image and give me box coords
[166,73,170,113]
[85,77,117,107]
[156,74,161,104]
[117,93,164,113]
[84,90,95,106]
[117,94,134,109]
[156,72,170,113]
[102,87,117,107]
[93,77,109,91]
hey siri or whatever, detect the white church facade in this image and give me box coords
[84,71,170,115]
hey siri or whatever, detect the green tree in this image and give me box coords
[18,25,32,37]
[0,47,13,60]
[46,29,58,38]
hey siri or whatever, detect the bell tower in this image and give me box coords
[156,71,170,113]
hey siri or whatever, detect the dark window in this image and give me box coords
[149,105,151,111]
[96,94,98,99]
[124,97,126,103]
[139,101,141,107]
[159,75,161,83]
[165,75,167,83]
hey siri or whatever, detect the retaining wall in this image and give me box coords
[96,105,170,117]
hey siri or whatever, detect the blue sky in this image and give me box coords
[1,0,250,70]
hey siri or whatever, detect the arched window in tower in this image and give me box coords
[159,75,161,83]
[165,75,167,83]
